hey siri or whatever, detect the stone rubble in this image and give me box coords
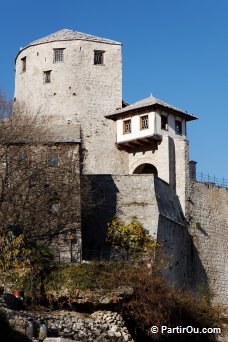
[1,307,134,341]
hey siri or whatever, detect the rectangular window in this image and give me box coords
[21,57,26,72]
[161,115,168,130]
[18,151,28,163]
[47,153,59,167]
[123,119,131,134]
[94,50,104,65]
[140,115,149,130]
[53,49,64,63]
[43,70,51,84]
[175,120,182,135]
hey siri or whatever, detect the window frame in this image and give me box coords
[161,115,168,131]
[140,114,149,130]
[175,120,182,135]
[43,70,51,84]
[123,118,132,134]
[47,152,60,167]
[94,50,105,65]
[18,151,29,164]
[53,48,65,63]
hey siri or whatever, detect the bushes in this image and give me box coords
[46,261,128,294]
[119,265,222,340]
[45,261,223,340]
[107,217,158,260]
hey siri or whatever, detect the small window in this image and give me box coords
[53,49,64,63]
[94,50,104,65]
[18,151,28,163]
[140,115,149,130]
[175,120,182,135]
[161,115,168,130]
[21,57,26,72]
[123,119,131,134]
[43,70,51,84]
[47,153,59,167]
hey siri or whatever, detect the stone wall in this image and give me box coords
[2,308,133,341]
[81,174,201,293]
[154,177,207,290]
[15,38,128,175]
[186,181,228,304]
[81,174,158,259]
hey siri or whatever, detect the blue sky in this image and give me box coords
[0,0,227,178]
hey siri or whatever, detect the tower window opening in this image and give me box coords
[140,115,149,130]
[161,115,168,130]
[53,49,64,63]
[21,56,26,72]
[123,119,131,134]
[43,70,51,84]
[175,120,182,135]
[94,50,104,65]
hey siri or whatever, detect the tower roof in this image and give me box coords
[16,29,121,59]
[106,96,198,121]
[28,29,121,46]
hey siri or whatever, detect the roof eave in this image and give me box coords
[105,104,198,121]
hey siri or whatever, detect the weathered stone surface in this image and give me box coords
[187,181,228,304]
[44,338,75,342]
[1,307,134,341]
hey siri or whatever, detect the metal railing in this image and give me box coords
[196,172,228,188]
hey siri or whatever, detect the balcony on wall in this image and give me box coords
[116,132,162,150]
[105,96,197,151]
[106,108,162,151]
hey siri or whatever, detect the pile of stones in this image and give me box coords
[2,307,134,341]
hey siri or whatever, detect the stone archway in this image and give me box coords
[133,163,158,175]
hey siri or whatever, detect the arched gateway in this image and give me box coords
[133,163,158,175]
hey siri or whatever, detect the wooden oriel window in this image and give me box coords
[140,115,149,130]
[123,119,131,134]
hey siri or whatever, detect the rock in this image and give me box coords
[110,325,118,332]
[107,330,115,337]
[44,339,75,342]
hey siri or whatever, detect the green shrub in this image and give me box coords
[46,261,129,294]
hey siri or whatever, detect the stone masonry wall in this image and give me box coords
[15,39,128,175]
[81,174,159,259]
[81,174,196,293]
[187,181,228,304]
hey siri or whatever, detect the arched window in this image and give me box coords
[133,163,158,175]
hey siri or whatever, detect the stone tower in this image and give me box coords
[14,29,128,174]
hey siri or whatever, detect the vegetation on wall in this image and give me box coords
[107,217,158,260]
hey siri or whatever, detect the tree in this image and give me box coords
[0,91,81,263]
[107,217,158,260]
[0,225,31,289]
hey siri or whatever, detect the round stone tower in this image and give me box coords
[14,29,128,174]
